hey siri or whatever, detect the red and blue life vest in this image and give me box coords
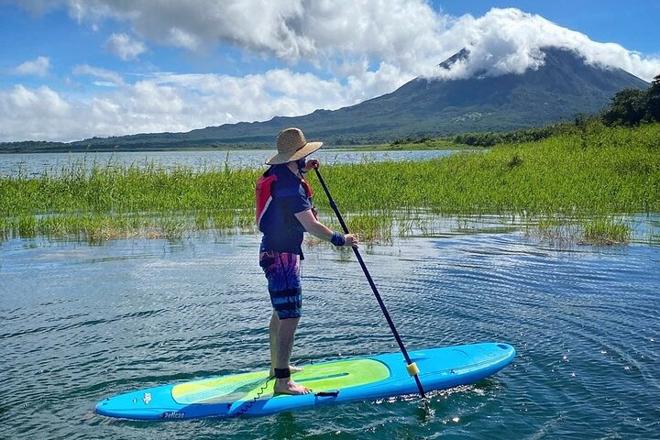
[255,167,313,232]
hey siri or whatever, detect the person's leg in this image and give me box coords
[269,310,279,375]
[275,316,299,369]
[263,251,308,393]
[273,316,310,394]
[269,311,303,377]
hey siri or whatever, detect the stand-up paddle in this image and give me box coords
[312,167,426,398]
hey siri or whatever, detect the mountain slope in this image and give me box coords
[286,47,648,140]
[2,47,649,151]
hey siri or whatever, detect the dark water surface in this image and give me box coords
[1,227,658,439]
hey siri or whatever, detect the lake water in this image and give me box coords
[1,216,658,439]
[0,149,456,176]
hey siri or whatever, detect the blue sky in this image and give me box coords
[1,1,658,142]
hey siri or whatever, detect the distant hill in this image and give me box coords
[0,47,649,153]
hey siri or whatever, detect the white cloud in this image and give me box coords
[72,64,124,86]
[105,33,146,60]
[91,81,118,88]
[151,69,350,123]
[24,1,657,82]
[432,8,660,81]
[0,85,71,141]
[12,2,660,83]
[0,68,388,142]
[14,56,50,76]
[166,28,200,51]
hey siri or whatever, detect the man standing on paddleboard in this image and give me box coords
[257,128,358,395]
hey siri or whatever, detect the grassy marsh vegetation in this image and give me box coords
[1,122,657,244]
[582,218,632,244]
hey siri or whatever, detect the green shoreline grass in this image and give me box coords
[1,122,658,244]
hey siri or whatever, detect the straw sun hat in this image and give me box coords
[266,127,323,165]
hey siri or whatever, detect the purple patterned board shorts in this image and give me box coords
[259,250,302,319]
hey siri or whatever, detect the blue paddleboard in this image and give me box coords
[96,342,515,420]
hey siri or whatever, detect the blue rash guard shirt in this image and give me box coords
[259,164,312,256]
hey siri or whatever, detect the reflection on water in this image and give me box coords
[0,149,457,176]
[1,215,658,439]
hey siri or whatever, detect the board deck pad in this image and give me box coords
[172,359,390,405]
[96,342,515,420]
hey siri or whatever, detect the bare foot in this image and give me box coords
[269,365,304,377]
[273,379,311,395]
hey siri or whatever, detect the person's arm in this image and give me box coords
[295,209,358,247]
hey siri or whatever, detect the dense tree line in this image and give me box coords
[0,140,67,153]
[602,74,660,126]
[450,75,660,148]
[452,126,559,147]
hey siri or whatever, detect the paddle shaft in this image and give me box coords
[313,168,426,398]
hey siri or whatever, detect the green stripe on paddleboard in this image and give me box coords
[172,359,390,405]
